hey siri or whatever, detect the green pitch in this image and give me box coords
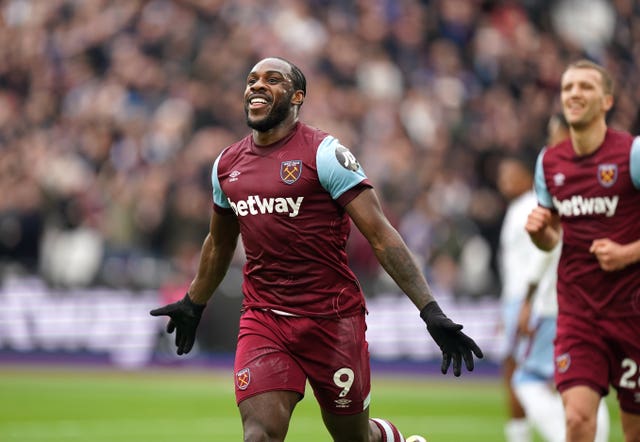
[0,365,621,441]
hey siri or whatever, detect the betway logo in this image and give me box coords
[228,196,304,217]
[552,195,619,217]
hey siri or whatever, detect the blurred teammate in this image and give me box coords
[496,149,549,442]
[526,59,640,441]
[150,57,482,442]
[513,113,609,441]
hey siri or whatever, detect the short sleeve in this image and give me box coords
[631,136,640,189]
[316,136,368,200]
[534,148,553,208]
[211,151,230,209]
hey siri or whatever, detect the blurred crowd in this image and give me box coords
[1,0,639,299]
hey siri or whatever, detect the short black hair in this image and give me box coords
[274,57,306,98]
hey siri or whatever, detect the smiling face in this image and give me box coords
[243,58,303,133]
[560,66,613,131]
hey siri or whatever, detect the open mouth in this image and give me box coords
[248,96,270,110]
[564,102,584,116]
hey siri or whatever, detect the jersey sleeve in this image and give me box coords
[211,151,231,209]
[631,136,640,189]
[534,148,553,208]
[316,136,369,200]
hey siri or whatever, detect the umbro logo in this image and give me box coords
[229,170,241,182]
[553,173,565,186]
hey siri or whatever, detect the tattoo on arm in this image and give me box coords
[376,243,435,309]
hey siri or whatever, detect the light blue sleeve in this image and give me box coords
[316,136,368,199]
[534,148,553,208]
[631,136,640,189]
[211,151,230,208]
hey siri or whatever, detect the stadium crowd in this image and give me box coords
[1,0,638,299]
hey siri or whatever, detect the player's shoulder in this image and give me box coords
[215,134,252,166]
[297,122,332,148]
[539,139,572,168]
[606,127,634,142]
[603,127,636,152]
[222,133,253,156]
[298,121,330,138]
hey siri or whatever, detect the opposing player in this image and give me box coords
[526,59,640,441]
[496,149,546,442]
[150,57,482,442]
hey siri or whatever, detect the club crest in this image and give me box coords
[597,164,618,188]
[281,160,302,184]
[236,368,251,390]
[556,353,571,373]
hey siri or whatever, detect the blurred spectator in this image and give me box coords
[0,0,638,301]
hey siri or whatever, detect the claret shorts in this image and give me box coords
[555,312,640,414]
[234,308,371,415]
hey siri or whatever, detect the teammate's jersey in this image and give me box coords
[211,122,372,318]
[534,128,640,317]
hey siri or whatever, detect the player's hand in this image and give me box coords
[150,293,205,355]
[589,238,631,271]
[525,206,552,235]
[420,301,483,377]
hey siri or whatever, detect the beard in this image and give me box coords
[245,92,293,132]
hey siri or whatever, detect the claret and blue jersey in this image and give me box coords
[211,122,372,318]
[533,128,640,317]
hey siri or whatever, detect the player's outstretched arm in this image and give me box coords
[150,211,240,355]
[345,188,483,376]
[187,212,240,304]
[420,301,483,376]
[150,293,206,355]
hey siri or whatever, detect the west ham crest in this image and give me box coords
[236,367,251,390]
[597,163,618,188]
[556,353,571,373]
[281,160,302,184]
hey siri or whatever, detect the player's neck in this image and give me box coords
[570,119,608,157]
[252,116,299,147]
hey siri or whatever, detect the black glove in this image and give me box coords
[420,301,483,377]
[150,293,205,355]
